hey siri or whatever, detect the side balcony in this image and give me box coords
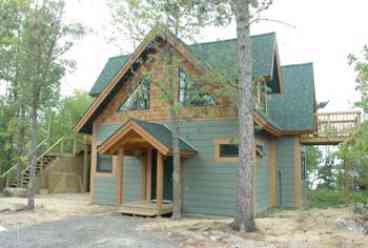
[301,111,361,145]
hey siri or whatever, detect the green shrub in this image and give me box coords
[309,191,346,208]
[309,190,368,208]
[352,191,368,205]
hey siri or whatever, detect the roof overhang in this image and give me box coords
[254,112,282,137]
[98,119,197,158]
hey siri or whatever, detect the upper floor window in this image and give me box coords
[118,79,150,112]
[178,68,215,106]
[255,81,270,115]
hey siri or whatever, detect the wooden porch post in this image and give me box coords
[156,151,164,211]
[146,148,152,202]
[116,147,124,205]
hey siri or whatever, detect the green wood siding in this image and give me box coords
[94,121,283,214]
[276,137,296,208]
[123,157,144,202]
[170,120,271,216]
[256,140,270,213]
[95,176,116,205]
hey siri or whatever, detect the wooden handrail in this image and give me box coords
[302,111,361,144]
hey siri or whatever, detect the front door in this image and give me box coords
[151,151,173,201]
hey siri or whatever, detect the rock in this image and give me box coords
[336,217,368,234]
[10,203,27,212]
[3,187,27,197]
[353,203,368,216]
[0,226,7,232]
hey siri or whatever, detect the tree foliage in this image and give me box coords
[0,0,84,208]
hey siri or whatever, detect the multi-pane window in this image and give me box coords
[118,79,150,112]
[96,154,113,173]
[178,68,215,106]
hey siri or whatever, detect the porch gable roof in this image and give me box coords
[98,119,197,156]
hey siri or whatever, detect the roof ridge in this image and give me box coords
[108,32,277,60]
[188,32,276,47]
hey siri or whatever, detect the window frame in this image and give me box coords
[96,154,114,174]
[117,78,151,112]
[178,68,216,107]
[214,138,265,163]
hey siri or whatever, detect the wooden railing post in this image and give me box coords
[60,139,64,156]
[72,138,77,156]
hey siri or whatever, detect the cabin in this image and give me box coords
[74,27,354,217]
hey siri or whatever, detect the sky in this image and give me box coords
[55,1,368,112]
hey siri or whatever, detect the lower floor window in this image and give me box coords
[219,144,239,158]
[97,154,113,173]
[215,139,266,162]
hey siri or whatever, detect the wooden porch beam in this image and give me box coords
[146,148,152,202]
[156,152,164,210]
[116,147,124,205]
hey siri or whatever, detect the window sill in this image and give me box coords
[96,172,114,177]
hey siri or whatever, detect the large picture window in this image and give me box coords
[178,68,215,106]
[118,79,150,112]
[96,154,113,173]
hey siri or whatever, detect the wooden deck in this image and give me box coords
[119,200,173,217]
[301,111,361,145]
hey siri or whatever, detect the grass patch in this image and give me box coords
[309,190,368,208]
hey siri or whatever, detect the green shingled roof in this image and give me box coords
[269,63,316,131]
[89,33,276,97]
[90,55,129,96]
[189,33,275,81]
[99,119,196,153]
[87,32,316,134]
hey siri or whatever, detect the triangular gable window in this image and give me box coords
[118,79,150,112]
[178,68,215,106]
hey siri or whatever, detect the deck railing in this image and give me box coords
[316,111,361,138]
[302,111,361,144]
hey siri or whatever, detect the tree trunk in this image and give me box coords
[344,159,353,205]
[16,107,26,187]
[232,0,256,232]
[27,104,38,209]
[171,107,182,219]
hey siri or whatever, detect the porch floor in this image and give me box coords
[119,200,173,217]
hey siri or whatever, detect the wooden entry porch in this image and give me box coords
[119,200,173,217]
[97,119,196,217]
[116,148,173,217]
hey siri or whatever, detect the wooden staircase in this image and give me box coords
[14,155,57,188]
[1,136,88,189]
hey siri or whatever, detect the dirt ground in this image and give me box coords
[1,194,368,247]
[0,193,116,230]
[140,208,368,248]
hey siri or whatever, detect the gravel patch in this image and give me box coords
[0,215,176,248]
